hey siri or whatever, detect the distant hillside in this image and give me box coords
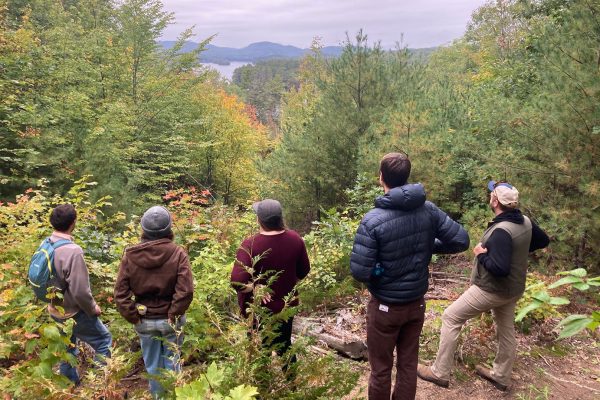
[158,40,436,64]
[159,41,343,64]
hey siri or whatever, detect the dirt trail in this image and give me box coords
[344,339,600,400]
[332,266,600,400]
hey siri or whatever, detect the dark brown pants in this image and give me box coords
[367,296,425,400]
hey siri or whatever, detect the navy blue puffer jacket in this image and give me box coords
[350,183,469,304]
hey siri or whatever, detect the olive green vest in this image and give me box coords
[470,216,532,297]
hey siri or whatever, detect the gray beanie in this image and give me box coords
[252,199,282,223]
[141,206,172,239]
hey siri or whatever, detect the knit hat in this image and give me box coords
[141,206,172,239]
[488,181,519,208]
[252,199,282,223]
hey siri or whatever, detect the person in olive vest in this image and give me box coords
[417,181,549,391]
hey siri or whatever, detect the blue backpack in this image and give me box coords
[28,237,72,302]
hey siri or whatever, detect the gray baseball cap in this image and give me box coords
[141,206,172,238]
[252,199,282,222]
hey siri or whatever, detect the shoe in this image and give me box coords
[417,364,449,388]
[475,364,509,391]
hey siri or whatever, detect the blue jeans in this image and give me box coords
[52,311,112,384]
[135,317,185,398]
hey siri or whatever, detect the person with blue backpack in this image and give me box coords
[30,204,112,385]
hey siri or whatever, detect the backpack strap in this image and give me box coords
[34,238,54,276]
[47,238,72,280]
[51,239,72,250]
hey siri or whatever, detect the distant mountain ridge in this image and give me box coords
[158,40,436,65]
[158,40,343,64]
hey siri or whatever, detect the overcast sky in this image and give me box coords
[160,0,487,49]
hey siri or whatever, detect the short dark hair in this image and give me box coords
[380,152,411,188]
[259,216,286,232]
[50,204,77,232]
[498,203,512,213]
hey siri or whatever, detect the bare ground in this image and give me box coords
[328,261,600,400]
[343,338,599,400]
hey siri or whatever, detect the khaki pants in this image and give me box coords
[431,285,520,386]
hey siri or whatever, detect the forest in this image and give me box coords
[0,0,598,399]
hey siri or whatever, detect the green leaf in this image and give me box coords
[204,361,225,387]
[586,276,600,286]
[175,379,210,399]
[25,340,37,355]
[515,301,541,322]
[557,315,593,339]
[228,384,259,400]
[548,276,582,289]
[33,361,53,378]
[557,268,587,277]
[41,325,61,341]
[531,291,550,303]
[571,282,590,291]
[557,314,589,326]
[547,296,569,306]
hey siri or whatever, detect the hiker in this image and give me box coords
[231,199,310,363]
[114,206,194,399]
[417,181,550,391]
[350,152,469,400]
[45,204,112,385]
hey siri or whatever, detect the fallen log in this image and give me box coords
[432,278,469,285]
[430,271,469,281]
[424,294,451,300]
[293,317,368,360]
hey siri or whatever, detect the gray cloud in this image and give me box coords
[161,0,486,48]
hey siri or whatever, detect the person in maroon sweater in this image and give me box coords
[231,199,310,359]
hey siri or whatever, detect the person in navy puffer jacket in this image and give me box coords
[351,152,469,400]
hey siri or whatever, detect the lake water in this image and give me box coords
[202,61,252,80]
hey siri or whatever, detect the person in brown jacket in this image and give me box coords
[114,206,193,399]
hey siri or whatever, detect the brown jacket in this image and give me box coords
[114,239,194,324]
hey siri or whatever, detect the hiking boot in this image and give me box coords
[475,364,509,391]
[417,364,449,388]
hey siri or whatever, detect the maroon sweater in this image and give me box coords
[231,230,310,316]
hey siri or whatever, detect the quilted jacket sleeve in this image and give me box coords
[427,202,470,254]
[350,218,378,283]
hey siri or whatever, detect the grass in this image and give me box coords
[529,343,571,358]
[419,299,449,359]
[452,367,471,383]
[515,384,551,400]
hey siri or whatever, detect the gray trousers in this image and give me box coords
[431,285,520,385]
